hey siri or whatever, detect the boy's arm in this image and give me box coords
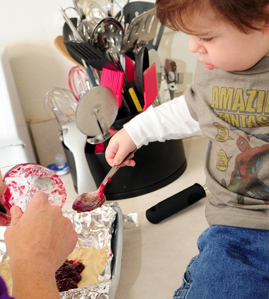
[124,95,202,148]
[105,95,202,166]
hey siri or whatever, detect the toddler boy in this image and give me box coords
[105,0,269,297]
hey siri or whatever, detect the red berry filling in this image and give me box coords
[55,259,85,292]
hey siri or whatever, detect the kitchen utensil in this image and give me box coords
[51,107,73,129]
[73,0,85,15]
[105,0,114,17]
[83,17,124,58]
[58,5,84,41]
[143,62,158,111]
[125,54,135,82]
[75,86,118,144]
[120,7,160,55]
[148,49,162,91]
[72,150,136,212]
[125,81,143,112]
[146,183,207,224]
[81,0,108,20]
[68,66,88,101]
[100,68,124,108]
[62,122,97,194]
[44,88,77,120]
[62,17,87,67]
[54,36,83,67]
[106,50,140,114]
[81,59,98,88]
[116,2,164,53]
[64,40,119,71]
[158,65,172,104]
[134,44,149,95]
[2,163,67,212]
[63,17,78,42]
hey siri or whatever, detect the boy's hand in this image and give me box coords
[105,128,137,167]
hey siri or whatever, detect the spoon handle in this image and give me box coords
[101,150,136,187]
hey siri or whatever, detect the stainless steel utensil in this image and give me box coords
[105,0,114,17]
[115,1,164,52]
[72,150,136,212]
[75,85,118,144]
[62,122,97,193]
[44,88,77,137]
[148,49,162,91]
[58,5,84,41]
[120,7,160,54]
[44,88,77,120]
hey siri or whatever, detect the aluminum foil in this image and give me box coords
[0,203,120,299]
[123,212,138,229]
[60,203,118,298]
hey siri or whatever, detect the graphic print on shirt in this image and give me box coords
[210,85,269,205]
[210,87,269,131]
[225,137,269,203]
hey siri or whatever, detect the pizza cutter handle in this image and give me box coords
[146,183,206,224]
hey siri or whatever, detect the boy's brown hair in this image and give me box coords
[156,0,269,34]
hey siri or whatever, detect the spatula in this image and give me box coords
[72,150,136,212]
[54,36,83,67]
[143,62,158,110]
[64,40,119,71]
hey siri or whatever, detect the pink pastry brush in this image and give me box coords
[100,68,124,108]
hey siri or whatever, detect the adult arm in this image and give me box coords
[4,192,78,299]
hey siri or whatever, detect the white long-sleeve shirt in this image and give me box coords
[124,95,202,148]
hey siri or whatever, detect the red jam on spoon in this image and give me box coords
[72,150,136,213]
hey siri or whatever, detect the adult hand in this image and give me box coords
[5,191,77,271]
[105,128,137,167]
[4,192,78,299]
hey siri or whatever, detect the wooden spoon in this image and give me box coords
[54,35,83,67]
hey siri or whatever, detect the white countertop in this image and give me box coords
[61,136,209,299]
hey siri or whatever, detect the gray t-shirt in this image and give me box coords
[185,57,269,230]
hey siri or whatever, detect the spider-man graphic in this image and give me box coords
[227,137,269,202]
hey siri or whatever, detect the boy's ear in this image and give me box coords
[262,3,269,35]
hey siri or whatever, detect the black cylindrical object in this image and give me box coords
[146,183,206,224]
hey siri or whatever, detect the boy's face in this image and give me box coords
[184,8,269,71]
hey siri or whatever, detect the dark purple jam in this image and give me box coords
[55,259,85,292]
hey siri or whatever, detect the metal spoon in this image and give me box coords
[72,150,136,212]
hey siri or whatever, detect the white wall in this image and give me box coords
[0,0,198,123]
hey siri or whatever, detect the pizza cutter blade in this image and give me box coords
[75,86,118,144]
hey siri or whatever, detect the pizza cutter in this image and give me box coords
[75,86,118,144]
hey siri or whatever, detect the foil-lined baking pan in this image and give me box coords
[0,203,123,299]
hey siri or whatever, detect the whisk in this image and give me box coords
[68,66,89,101]
[44,88,78,128]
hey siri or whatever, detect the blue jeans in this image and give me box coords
[174,225,269,299]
